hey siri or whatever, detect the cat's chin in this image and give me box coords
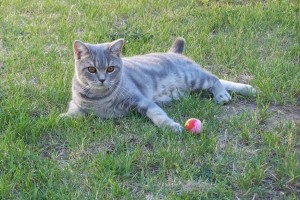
[91,84,111,93]
[94,85,109,91]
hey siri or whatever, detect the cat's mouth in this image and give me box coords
[90,82,111,92]
[87,80,118,94]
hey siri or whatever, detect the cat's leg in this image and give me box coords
[219,79,256,96]
[209,79,232,104]
[59,100,84,118]
[135,99,183,132]
[190,69,231,104]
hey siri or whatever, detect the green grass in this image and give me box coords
[1,0,299,199]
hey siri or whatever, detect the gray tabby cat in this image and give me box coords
[60,37,256,132]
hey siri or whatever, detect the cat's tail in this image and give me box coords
[169,37,185,54]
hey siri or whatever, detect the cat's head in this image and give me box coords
[73,39,124,93]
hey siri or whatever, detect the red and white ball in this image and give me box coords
[184,118,202,134]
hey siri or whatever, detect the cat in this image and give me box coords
[60,37,256,132]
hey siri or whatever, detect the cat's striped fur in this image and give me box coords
[60,38,256,132]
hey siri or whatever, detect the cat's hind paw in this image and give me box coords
[238,84,256,97]
[213,90,232,104]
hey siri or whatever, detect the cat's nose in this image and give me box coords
[99,79,106,83]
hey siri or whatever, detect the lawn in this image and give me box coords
[0,0,299,199]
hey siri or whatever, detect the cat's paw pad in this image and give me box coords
[214,90,231,104]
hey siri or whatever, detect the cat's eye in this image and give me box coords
[106,66,115,73]
[88,67,97,73]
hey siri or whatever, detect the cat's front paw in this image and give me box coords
[58,113,72,120]
[59,109,84,120]
[169,122,183,133]
[214,90,231,104]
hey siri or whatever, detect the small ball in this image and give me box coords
[185,118,202,134]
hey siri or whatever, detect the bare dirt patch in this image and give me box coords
[221,100,300,130]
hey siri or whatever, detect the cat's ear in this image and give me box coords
[109,39,124,56]
[74,40,90,60]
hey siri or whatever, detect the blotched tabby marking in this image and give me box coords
[60,37,256,132]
